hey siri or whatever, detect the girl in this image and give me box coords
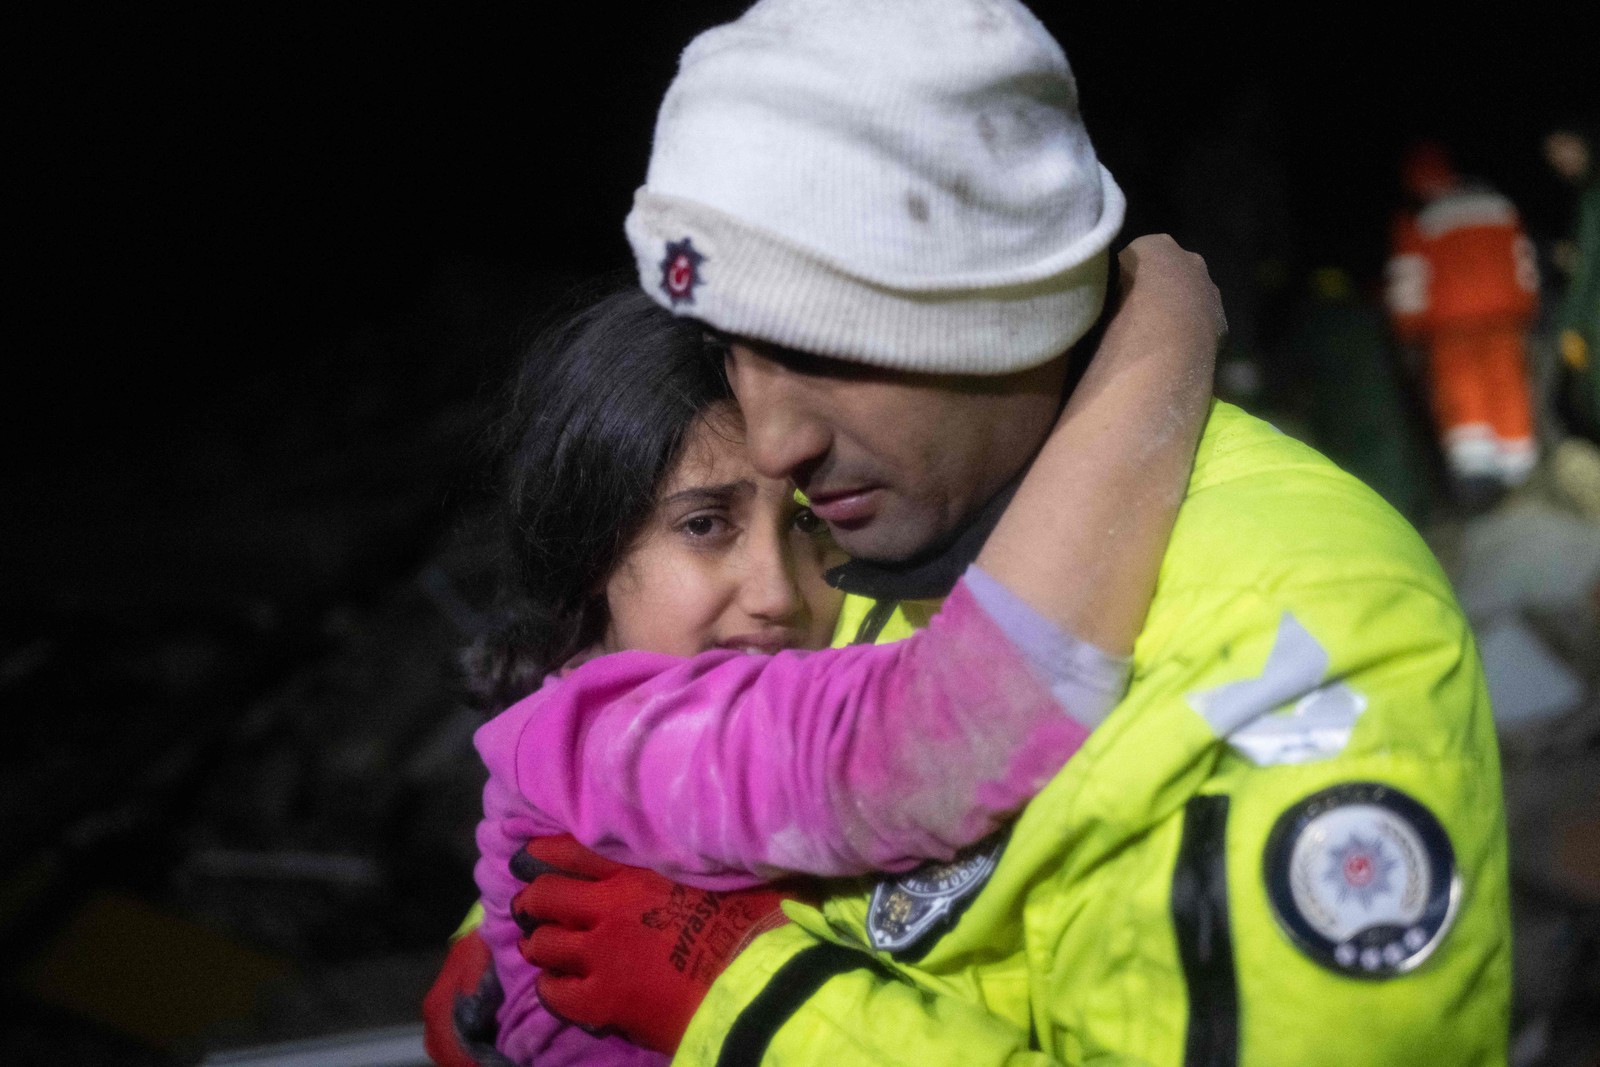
[451,285,847,1067]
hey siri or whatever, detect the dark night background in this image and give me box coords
[7,3,1598,1064]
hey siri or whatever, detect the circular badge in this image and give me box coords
[1263,782,1459,979]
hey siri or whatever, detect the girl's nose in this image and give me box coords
[739,531,805,625]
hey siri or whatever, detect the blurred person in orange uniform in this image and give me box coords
[1385,140,1541,504]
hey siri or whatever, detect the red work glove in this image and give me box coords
[421,927,515,1067]
[511,835,796,1055]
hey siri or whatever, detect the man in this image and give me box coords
[431,2,1510,1064]
[1384,140,1541,503]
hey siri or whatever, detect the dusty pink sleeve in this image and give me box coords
[474,678,668,1067]
[477,576,1099,893]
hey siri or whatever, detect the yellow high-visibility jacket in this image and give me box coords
[677,401,1510,1067]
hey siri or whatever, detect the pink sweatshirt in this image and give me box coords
[474,571,1123,1066]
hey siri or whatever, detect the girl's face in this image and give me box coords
[603,406,847,656]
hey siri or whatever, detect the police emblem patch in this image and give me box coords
[1263,782,1459,978]
[867,835,1004,958]
[659,237,706,306]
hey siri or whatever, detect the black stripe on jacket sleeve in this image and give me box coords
[714,941,889,1067]
[1171,794,1239,1067]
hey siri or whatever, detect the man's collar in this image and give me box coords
[823,475,1022,601]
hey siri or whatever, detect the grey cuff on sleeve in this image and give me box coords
[962,564,1132,730]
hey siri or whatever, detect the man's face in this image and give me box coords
[725,340,1068,562]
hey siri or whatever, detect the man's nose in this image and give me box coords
[729,365,831,484]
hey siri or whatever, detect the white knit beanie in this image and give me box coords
[625,0,1125,374]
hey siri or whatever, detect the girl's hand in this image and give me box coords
[511,835,795,1054]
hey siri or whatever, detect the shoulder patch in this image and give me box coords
[1263,783,1459,978]
[867,834,1004,958]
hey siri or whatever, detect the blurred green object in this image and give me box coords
[1283,267,1438,525]
[1557,178,1600,439]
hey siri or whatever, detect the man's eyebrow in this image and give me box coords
[659,481,752,506]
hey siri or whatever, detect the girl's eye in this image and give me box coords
[680,513,730,539]
[792,508,827,536]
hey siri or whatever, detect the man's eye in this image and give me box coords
[792,508,827,536]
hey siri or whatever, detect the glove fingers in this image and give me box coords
[452,983,502,1048]
[510,834,610,883]
[521,922,590,974]
[509,841,574,883]
[422,930,497,1067]
[512,872,600,932]
[522,833,624,880]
